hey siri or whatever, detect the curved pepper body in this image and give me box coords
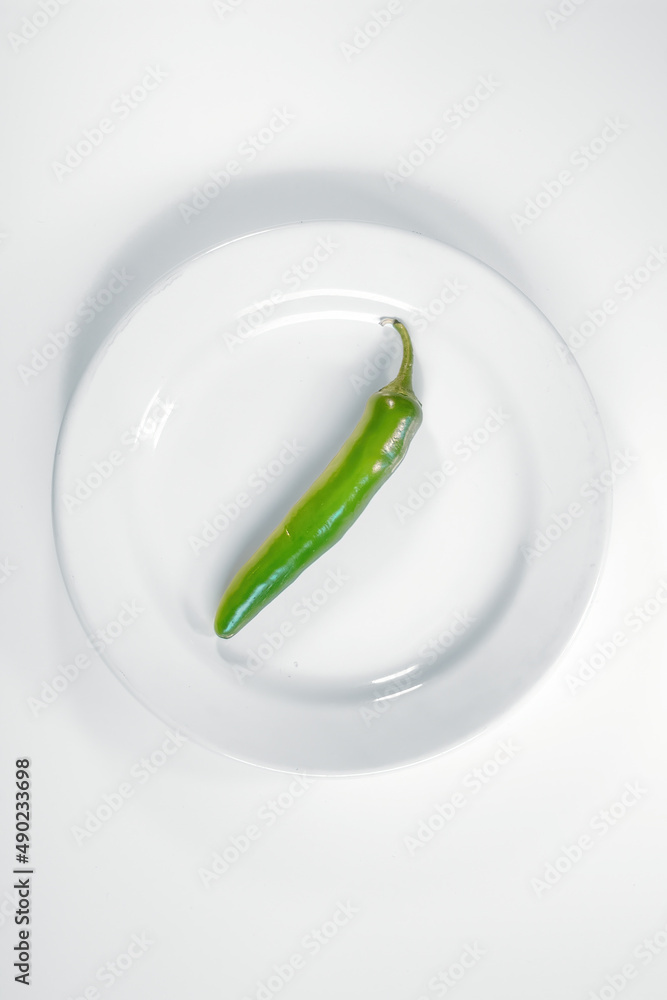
[214,320,422,638]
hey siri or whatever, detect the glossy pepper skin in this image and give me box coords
[214,319,422,638]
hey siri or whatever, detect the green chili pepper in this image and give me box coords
[214,318,422,638]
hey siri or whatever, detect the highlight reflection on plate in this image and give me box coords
[53,221,610,774]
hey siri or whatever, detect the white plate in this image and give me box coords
[53,221,610,774]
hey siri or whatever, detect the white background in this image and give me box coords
[2,1,667,998]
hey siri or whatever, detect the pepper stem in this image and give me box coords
[380,317,416,396]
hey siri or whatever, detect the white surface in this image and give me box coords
[53,221,610,773]
[2,0,667,997]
